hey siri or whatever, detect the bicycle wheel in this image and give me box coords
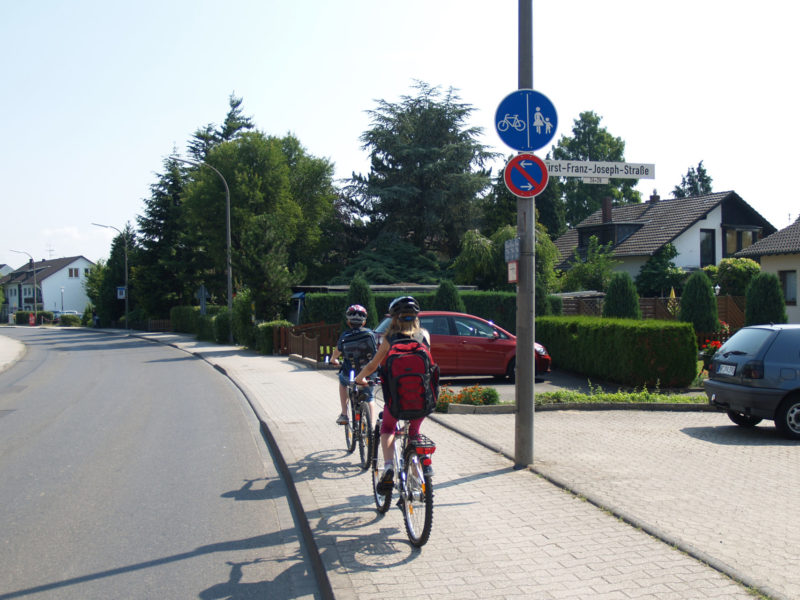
[402,454,433,546]
[345,393,356,454]
[358,401,373,470]
[371,422,391,513]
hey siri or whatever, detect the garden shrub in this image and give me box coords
[170,306,198,333]
[679,271,718,333]
[536,316,697,388]
[213,309,231,344]
[745,272,787,325]
[603,272,641,319]
[432,280,466,313]
[59,314,81,327]
[255,320,293,354]
[196,314,216,341]
[346,276,378,329]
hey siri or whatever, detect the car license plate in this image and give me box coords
[718,364,736,376]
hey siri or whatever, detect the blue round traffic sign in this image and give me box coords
[495,89,557,152]
[504,153,549,198]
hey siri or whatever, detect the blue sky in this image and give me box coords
[2,0,797,270]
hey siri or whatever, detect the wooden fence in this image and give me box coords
[276,321,340,362]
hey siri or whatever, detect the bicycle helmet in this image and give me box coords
[345,304,367,326]
[388,295,420,317]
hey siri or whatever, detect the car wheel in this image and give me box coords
[726,410,762,428]
[774,395,800,440]
[505,357,516,383]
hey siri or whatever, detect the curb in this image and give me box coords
[123,331,336,600]
[446,402,719,414]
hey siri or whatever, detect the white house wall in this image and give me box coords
[759,254,800,324]
[41,257,94,314]
[671,205,722,270]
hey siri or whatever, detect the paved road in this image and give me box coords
[3,328,797,599]
[0,328,317,600]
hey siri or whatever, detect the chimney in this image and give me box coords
[650,189,660,204]
[602,196,612,223]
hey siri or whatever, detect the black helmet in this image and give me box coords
[388,296,420,317]
[346,304,367,326]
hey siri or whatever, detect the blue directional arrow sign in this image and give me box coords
[504,153,549,198]
[495,89,557,151]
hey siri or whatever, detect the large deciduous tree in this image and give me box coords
[552,111,641,226]
[351,81,496,258]
[182,131,303,319]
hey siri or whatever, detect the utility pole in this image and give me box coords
[514,0,535,467]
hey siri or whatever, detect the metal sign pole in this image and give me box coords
[514,0,535,467]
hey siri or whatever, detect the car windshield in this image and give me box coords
[718,328,774,356]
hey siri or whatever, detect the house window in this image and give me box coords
[779,270,797,306]
[700,229,715,267]
[724,227,760,257]
[84,268,89,277]
[69,268,79,278]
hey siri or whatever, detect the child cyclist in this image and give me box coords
[355,296,430,493]
[330,304,377,425]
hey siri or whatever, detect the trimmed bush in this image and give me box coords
[214,309,231,344]
[232,289,255,348]
[170,306,199,333]
[346,276,378,329]
[679,271,718,333]
[603,272,641,319]
[254,320,293,354]
[196,314,216,341]
[536,316,697,388]
[432,280,466,313]
[745,272,787,325]
[59,314,81,326]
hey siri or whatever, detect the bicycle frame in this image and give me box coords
[371,410,436,546]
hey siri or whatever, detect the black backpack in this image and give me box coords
[339,329,377,372]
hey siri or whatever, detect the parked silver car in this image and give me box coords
[704,324,800,439]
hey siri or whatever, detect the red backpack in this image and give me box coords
[381,338,440,420]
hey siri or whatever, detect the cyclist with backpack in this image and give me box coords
[330,304,377,425]
[355,296,436,493]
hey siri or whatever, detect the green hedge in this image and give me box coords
[301,290,518,332]
[255,320,293,354]
[59,314,81,326]
[536,316,697,388]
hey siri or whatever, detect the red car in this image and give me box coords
[374,311,551,381]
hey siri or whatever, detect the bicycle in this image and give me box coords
[343,370,374,470]
[370,410,436,547]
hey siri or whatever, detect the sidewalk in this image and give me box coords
[3,329,794,599]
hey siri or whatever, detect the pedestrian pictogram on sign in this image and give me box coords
[504,153,549,198]
[495,89,558,151]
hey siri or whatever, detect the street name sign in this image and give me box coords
[495,89,557,151]
[504,153,549,198]
[544,160,655,179]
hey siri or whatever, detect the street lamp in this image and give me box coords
[10,249,38,323]
[172,155,233,343]
[92,222,129,329]
[714,284,721,296]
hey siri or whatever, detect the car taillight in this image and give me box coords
[742,360,764,379]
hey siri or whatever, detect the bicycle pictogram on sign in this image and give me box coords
[495,89,558,152]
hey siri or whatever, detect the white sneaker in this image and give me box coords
[336,414,348,425]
